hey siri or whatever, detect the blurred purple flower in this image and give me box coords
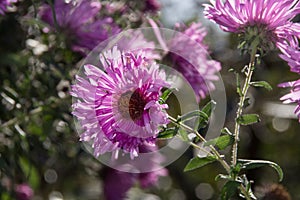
[168,22,221,102]
[103,144,167,200]
[15,183,33,200]
[143,0,161,13]
[0,0,17,15]
[38,0,120,55]
[279,79,300,122]
[204,0,300,56]
[71,47,169,158]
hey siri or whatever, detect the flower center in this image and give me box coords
[118,90,147,121]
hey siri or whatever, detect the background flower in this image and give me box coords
[279,80,300,122]
[168,22,221,101]
[38,0,120,55]
[0,0,17,15]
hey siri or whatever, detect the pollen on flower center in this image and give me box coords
[118,90,147,121]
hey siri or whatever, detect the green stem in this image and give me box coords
[168,115,231,173]
[231,47,257,167]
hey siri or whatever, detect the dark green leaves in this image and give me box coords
[238,159,283,181]
[176,110,208,123]
[250,81,272,91]
[204,135,234,150]
[184,156,217,172]
[237,114,260,125]
[221,181,240,200]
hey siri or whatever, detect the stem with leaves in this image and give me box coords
[232,46,258,167]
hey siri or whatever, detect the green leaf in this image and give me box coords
[19,157,40,189]
[238,159,283,182]
[158,128,178,139]
[243,97,251,108]
[159,88,176,103]
[184,156,217,172]
[237,114,260,125]
[194,100,216,130]
[250,81,272,91]
[204,135,234,150]
[221,127,233,135]
[177,110,208,123]
[221,181,240,200]
[235,72,243,96]
[215,174,231,181]
[178,129,189,142]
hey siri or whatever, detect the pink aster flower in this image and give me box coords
[38,0,120,55]
[71,47,169,158]
[279,46,300,74]
[204,0,300,54]
[279,79,300,122]
[168,22,221,101]
[0,0,17,15]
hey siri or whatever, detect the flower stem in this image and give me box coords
[168,115,231,173]
[231,47,258,167]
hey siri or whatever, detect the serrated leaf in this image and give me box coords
[204,135,234,150]
[177,110,208,123]
[184,155,217,172]
[159,88,176,103]
[158,128,178,139]
[238,159,283,182]
[237,114,260,125]
[221,181,240,200]
[250,81,272,91]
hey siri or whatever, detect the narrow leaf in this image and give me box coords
[235,72,242,96]
[204,135,234,150]
[178,129,189,142]
[221,127,233,135]
[184,156,217,172]
[250,81,272,91]
[177,110,208,123]
[238,159,283,182]
[158,128,178,139]
[194,100,216,130]
[237,114,260,125]
[160,88,176,103]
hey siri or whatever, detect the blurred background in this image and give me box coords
[1,0,299,199]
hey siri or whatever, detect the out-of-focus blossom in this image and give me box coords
[168,22,221,102]
[279,79,300,122]
[103,144,167,200]
[255,184,291,200]
[38,0,120,55]
[143,0,161,13]
[15,183,33,200]
[0,0,17,15]
[71,47,169,159]
[116,30,161,61]
[204,0,300,56]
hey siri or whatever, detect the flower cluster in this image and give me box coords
[0,0,17,15]
[168,22,221,101]
[71,47,169,158]
[39,0,120,55]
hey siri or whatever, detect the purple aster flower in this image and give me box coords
[15,183,33,200]
[71,47,169,158]
[38,0,120,55]
[279,46,300,74]
[279,79,300,122]
[168,22,221,102]
[204,0,300,54]
[0,0,17,15]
